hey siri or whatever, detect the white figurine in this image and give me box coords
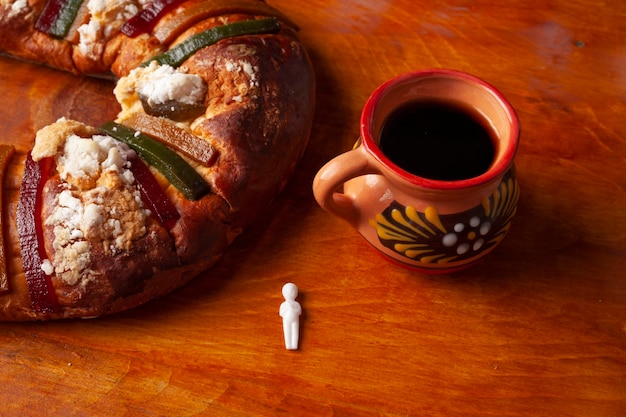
[279,283,302,350]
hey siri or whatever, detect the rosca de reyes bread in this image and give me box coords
[0,0,315,320]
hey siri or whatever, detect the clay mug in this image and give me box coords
[313,69,520,273]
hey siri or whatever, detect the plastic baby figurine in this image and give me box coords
[279,283,302,350]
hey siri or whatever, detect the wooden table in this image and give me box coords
[1,0,625,415]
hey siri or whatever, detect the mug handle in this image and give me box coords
[312,144,382,225]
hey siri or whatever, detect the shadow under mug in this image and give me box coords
[313,69,520,273]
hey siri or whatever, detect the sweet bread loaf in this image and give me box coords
[0,0,315,320]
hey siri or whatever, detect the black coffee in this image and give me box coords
[378,99,496,181]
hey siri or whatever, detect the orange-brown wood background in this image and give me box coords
[0,0,625,415]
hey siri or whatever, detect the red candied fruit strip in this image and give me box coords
[128,153,180,230]
[34,0,66,33]
[17,154,59,313]
[121,0,185,38]
[35,0,85,39]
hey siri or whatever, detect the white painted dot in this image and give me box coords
[469,216,481,227]
[473,238,484,251]
[480,222,491,235]
[454,223,465,232]
[442,233,458,247]
[457,243,470,255]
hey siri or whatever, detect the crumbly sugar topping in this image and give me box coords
[206,44,260,113]
[35,119,149,288]
[225,59,259,89]
[3,0,29,18]
[57,133,134,190]
[77,0,144,60]
[114,61,207,110]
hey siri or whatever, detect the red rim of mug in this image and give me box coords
[360,69,520,191]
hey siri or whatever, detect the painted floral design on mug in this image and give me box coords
[312,69,521,272]
[369,170,519,269]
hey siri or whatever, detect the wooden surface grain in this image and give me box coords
[1,0,625,415]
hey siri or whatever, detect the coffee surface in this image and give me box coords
[379,99,496,181]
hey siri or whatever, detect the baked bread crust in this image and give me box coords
[0,0,315,320]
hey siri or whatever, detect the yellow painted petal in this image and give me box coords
[404,205,436,235]
[405,249,436,259]
[420,254,446,263]
[424,206,446,233]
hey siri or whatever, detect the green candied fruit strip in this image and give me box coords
[142,17,281,68]
[99,121,210,201]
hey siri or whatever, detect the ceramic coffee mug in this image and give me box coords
[313,69,520,273]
